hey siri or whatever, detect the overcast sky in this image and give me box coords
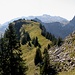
[0,0,75,24]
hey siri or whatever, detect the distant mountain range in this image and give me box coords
[46,16,75,38]
[26,14,69,24]
[33,15,75,39]
[0,14,75,39]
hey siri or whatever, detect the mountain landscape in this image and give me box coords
[26,14,69,24]
[1,19,53,75]
[33,15,75,39]
[1,14,75,39]
[0,15,75,75]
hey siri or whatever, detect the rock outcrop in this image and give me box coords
[49,31,75,71]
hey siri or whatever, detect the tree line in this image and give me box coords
[40,24,63,46]
[34,47,58,75]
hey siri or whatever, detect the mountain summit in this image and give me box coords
[27,14,68,24]
[36,14,68,24]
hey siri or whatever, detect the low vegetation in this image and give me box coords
[0,19,75,75]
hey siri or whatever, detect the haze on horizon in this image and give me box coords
[0,0,75,24]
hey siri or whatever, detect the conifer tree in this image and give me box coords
[21,31,31,45]
[41,48,50,75]
[0,23,27,75]
[32,37,41,47]
[34,37,39,47]
[0,35,10,75]
[57,37,63,46]
[47,44,51,49]
[40,48,57,75]
[8,23,27,75]
[34,48,42,65]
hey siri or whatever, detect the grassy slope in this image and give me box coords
[58,69,75,75]
[20,20,75,75]
[20,20,51,75]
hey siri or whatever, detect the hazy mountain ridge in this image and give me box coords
[33,16,75,39]
[0,15,75,39]
[26,14,69,24]
[0,14,68,34]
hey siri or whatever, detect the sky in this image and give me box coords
[0,0,75,24]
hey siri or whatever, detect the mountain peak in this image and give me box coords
[73,16,75,20]
[70,16,75,24]
[42,14,50,17]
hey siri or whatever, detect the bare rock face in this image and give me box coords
[49,31,75,71]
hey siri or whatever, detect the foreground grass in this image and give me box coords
[58,69,75,75]
[21,20,51,75]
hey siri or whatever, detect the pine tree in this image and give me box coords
[21,31,31,45]
[57,37,63,46]
[47,44,51,49]
[40,48,57,75]
[0,23,27,75]
[0,34,10,75]
[32,37,41,47]
[34,48,42,65]
[35,37,39,47]
[40,48,50,75]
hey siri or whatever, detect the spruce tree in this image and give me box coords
[40,48,57,75]
[40,48,50,75]
[0,35,9,75]
[47,44,50,49]
[34,48,42,65]
[0,23,27,75]
[9,23,27,75]
[57,37,63,46]
[32,37,41,47]
[21,31,31,45]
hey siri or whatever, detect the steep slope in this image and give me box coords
[43,22,64,38]
[11,20,51,75]
[21,21,51,75]
[34,16,75,39]
[49,31,75,74]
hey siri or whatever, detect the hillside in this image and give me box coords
[33,16,75,39]
[1,18,75,75]
[12,20,51,75]
[48,31,75,75]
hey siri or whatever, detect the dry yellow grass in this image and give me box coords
[20,20,51,75]
[20,20,75,75]
[58,69,75,75]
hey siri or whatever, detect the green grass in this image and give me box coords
[20,20,51,75]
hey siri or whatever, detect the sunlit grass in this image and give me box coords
[58,69,75,75]
[21,20,51,75]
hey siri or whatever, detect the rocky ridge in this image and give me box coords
[49,31,75,71]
